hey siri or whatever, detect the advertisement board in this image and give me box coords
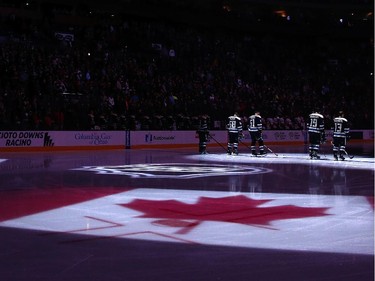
[0,131,126,151]
[0,130,373,151]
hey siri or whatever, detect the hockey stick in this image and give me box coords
[240,140,278,157]
[263,145,278,157]
[330,141,354,159]
[320,142,327,159]
[208,133,228,152]
[239,139,259,156]
[239,139,251,150]
[321,150,327,159]
[343,150,354,159]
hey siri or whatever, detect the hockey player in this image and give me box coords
[332,111,350,161]
[196,114,210,154]
[307,110,325,159]
[248,111,266,156]
[227,113,243,155]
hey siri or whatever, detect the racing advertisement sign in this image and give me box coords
[0,131,125,150]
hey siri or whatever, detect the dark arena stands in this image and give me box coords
[0,2,374,281]
[0,0,373,131]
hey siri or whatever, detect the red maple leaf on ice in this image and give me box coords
[119,195,330,234]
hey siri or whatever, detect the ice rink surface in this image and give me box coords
[0,143,373,281]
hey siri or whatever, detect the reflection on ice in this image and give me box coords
[186,153,375,171]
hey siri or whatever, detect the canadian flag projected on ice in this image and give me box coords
[120,195,329,234]
[0,188,373,255]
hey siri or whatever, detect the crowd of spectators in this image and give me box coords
[0,3,373,131]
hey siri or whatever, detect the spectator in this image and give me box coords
[0,3,372,131]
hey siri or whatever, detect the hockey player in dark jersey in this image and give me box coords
[248,111,266,156]
[196,114,210,154]
[226,113,243,155]
[332,111,350,161]
[307,111,325,159]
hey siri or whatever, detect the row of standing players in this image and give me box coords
[196,110,350,161]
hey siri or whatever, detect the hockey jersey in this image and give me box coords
[248,114,262,132]
[227,115,242,133]
[308,113,324,134]
[333,117,349,138]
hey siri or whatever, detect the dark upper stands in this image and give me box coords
[0,0,373,130]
